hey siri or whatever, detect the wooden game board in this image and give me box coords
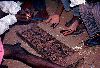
[16,23,84,67]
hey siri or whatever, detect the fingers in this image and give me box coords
[16,8,33,22]
[19,9,31,18]
[63,30,74,35]
[46,14,59,28]
[18,15,28,19]
[17,18,29,22]
[19,10,26,15]
[50,19,54,26]
[25,8,30,13]
[45,16,52,23]
[30,11,34,16]
[16,15,31,22]
[50,20,57,28]
[54,23,59,28]
[25,8,31,17]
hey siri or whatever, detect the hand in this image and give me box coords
[45,14,60,28]
[63,20,79,35]
[16,8,33,22]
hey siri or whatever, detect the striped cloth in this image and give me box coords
[79,2,100,37]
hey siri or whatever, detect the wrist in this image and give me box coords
[55,12,60,16]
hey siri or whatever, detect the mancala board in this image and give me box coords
[16,23,84,67]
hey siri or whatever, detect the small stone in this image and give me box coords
[8,62,10,63]
[62,17,64,18]
[57,35,59,36]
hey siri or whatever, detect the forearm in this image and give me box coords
[20,55,64,68]
[3,44,64,68]
[55,0,64,16]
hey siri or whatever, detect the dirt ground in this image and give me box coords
[2,0,100,68]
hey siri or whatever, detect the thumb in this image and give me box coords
[75,28,77,31]
[45,16,52,23]
[65,27,69,30]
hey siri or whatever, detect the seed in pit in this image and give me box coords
[46,34,50,36]
[55,42,61,45]
[57,47,62,51]
[51,51,56,54]
[41,30,45,32]
[56,54,61,57]
[50,38,55,41]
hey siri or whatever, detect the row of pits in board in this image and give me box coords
[21,26,75,61]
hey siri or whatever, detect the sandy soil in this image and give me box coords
[2,0,100,68]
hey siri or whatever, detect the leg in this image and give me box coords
[3,43,64,68]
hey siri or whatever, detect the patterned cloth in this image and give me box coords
[0,1,21,14]
[61,0,80,16]
[0,37,4,65]
[70,0,86,7]
[0,1,22,35]
[0,1,22,64]
[79,2,100,37]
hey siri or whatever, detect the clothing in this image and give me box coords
[79,2,100,37]
[0,37,4,65]
[70,0,86,7]
[0,1,22,64]
[61,0,80,16]
[0,1,21,35]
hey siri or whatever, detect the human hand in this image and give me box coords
[16,8,33,22]
[63,20,79,35]
[45,14,60,28]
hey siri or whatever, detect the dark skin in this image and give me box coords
[0,1,64,68]
[3,44,64,68]
[15,8,32,22]
[0,8,32,23]
[46,0,80,35]
[46,0,64,27]
[21,1,48,21]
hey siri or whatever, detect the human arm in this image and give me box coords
[63,19,79,35]
[0,1,32,22]
[15,8,32,22]
[46,0,64,28]
[3,43,65,68]
[0,1,33,35]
